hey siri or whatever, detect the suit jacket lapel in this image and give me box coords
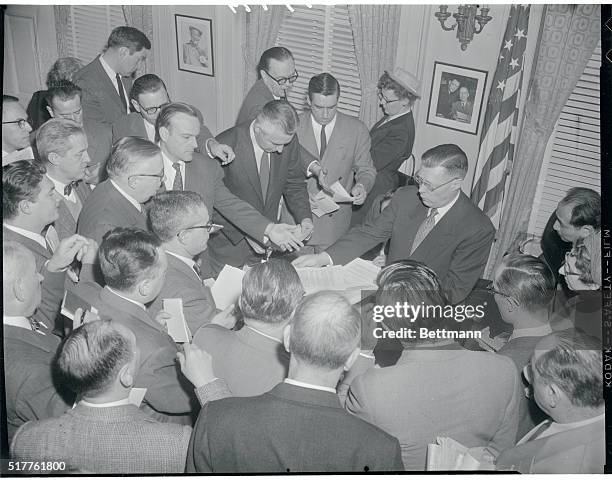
[411,195,464,257]
[94,57,124,113]
[75,180,91,204]
[238,124,265,205]
[4,324,60,353]
[106,181,145,225]
[3,226,52,260]
[167,254,201,284]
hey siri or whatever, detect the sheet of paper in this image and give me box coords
[162,298,191,343]
[329,181,355,203]
[61,290,94,327]
[427,437,481,471]
[311,191,340,218]
[342,258,380,290]
[295,266,346,294]
[211,264,245,310]
[128,387,147,407]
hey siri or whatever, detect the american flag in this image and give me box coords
[470,5,530,229]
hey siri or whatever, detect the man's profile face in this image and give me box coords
[261,57,296,98]
[459,87,469,103]
[2,102,32,152]
[133,88,170,125]
[129,152,164,203]
[449,79,460,93]
[55,133,90,182]
[415,165,461,209]
[309,93,338,126]
[254,120,294,154]
[183,206,210,256]
[161,113,200,163]
[553,203,585,244]
[32,175,60,225]
[48,96,83,126]
[118,47,148,76]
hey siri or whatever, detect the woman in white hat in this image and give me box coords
[351,67,420,226]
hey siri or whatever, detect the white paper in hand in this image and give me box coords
[211,265,245,310]
[162,298,191,343]
[310,191,340,217]
[128,387,147,407]
[330,181,355,203]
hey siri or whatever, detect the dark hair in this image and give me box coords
[559,187,601,230]
[239,259,304,325]
[46,57,83,86]
[107,137,161,178]
[421,144,469,179]
[130,74,167,102]
[2,160,46,220]
[256,46,294,78]
[155,102,200,142]
[105,26,151,54]
[35,118,85,165]
[57,320,133,396]
[149,190,207,241]
[377,71,418,105]
[98,227,162,291]
[46,80,82,107]
[256,100,298,136]
[308,73,340,100]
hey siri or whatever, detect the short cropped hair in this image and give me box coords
[308,73,340,100]
[99,227,163,292]
[256,100,298,136]
[46,80,82,107]
[3,241,35,296]
[558,187,601,230]
[421,144,468,179]
[155,102,200,143]
[573,232,601,286]
[534,330,603,408]
[149,191,207,241]
[130,74,167,102]
[239,259,304,325]
[46,57,83,86]
[3,160,46,220]
[57,320,133,396]
[377,71,418,105]
[105,26,151,54]
[376,260,452,335]
[106,136,161,178]
[256,46,294,78]
[494,254,556,311]
[290,291,360,370]
[35,118,85,164]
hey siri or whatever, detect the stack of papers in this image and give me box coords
[163,298,192,343]
[427,437,481,470]
[310,181,355,217]
[211,265,245,309]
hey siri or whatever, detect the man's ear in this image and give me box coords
[579,225,595,238]
[283,324,291,353]
[137,279,151,298]
[130,98,140,113]
[118,362,134,389]
[159,125,170,142]
[13,277,27,303]
[19,199,33,216]
[546,382,563,409]
[343,346,361,372]
[47,152,61,167]
[117,46,130,59]
[46,106,55,118]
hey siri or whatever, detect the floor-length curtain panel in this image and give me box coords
[484,4,600,277]
[122,6,155,76]
[54,5,71,60]
[240,6,286,96]
[348,5,401,126]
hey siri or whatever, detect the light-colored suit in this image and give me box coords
[346,348,521,470]
[52,180,91,241]
[286,112,376,250]
[11,403,191,473]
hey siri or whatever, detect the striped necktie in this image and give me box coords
[411,208,437,254]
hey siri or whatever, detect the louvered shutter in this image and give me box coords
[275,5,361,116]
[527,42,601,237]
[65,6,126,63]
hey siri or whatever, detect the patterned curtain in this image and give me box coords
[347,5,402,126]
[240,6,286,95]
[484,4,601,277]
[122,5,155,76]
[54,5,71,59]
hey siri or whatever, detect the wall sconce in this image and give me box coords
[434,5,492,51]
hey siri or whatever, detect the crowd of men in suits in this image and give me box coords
[2,25,605,473]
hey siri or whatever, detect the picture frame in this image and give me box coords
[175,14,214,77]
[426,61,488,135]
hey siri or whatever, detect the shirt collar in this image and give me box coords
[166,250,196,270]
[3,223,47,249]
[3,315,33,331]
[249,121,265,165]
[311,114,337,140]
[431,191,461,220]
[143,119,156,142]
[383,109,411,124]
[245,324,283,344]
[284,378,336,394]
[47,173,77,202]
[109,179,142,212]
[161,149,184,191]
[106,286,146,311]
[80,397,132,408]
[509,323,552,341]
[99,55,118,83]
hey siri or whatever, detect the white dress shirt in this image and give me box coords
[106,287,146,311]
[47,174,77,203]
[98,55,129,114]
[284,378,337,394]
[249,121,266,172]
[518,413,604,444]
[311,114,337,154]
[80,397,132,408]
[109,179,142,212]
[143,120,156,142]
[3,315,33,330]
[161,150,185,191]
[3,223,47,249]
[430,192,460,226]
[166,250,199,278]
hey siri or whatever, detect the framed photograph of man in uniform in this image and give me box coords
[175,14,214,77]
[426,62,488,135]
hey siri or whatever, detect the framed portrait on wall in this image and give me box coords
[175,14,214,77]
[426,62,488,135]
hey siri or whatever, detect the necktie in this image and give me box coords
[411,208,438,254]
[259,152,270,199]
[172,162,183,191]
[116,73,128,113]
[45,225,60,254]
[29,317,47,335]
[64,181,78,197]
[192,262,203,281]
[320,124,327,159]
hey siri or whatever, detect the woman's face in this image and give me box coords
[378,88,406,116]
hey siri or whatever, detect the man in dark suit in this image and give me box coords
[11,319,193,473]
[210,100,312,270]
[3,160,98,327]
[156,102,306,275]
[193,259,303,396]
[112,73,234,163]
[3,242,74,443]
[2,95,34,165]
[186,291,404,472]
[78,137,163,245]
[437,77,461,119]
[73,228,197,423]
[450,86,474,123]
[35,118,91,240]
[294,144,495,304]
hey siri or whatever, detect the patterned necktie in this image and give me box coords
[259,152,270,199]
[411,208,438,255]
[172,162,183,191]
[116,73,128,113]
[64,181,78,197]
[320,124,327,159]
[29,317,47,335]
[192,262,203,281]
[45,225,60,254]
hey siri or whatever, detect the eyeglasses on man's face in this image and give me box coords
[264,69,299,86]
[2,118,30,129]
[484,283,512,298]
[137,101,170,116]
[181,222,224,234]
[414,174,458,192]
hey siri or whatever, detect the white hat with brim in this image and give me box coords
[387,67,421,99]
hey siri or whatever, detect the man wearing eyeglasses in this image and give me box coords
[2,95,34,165]
[294,144,495,304]
[112,74,235,164]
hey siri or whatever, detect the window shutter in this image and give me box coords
[66,6,126,63]
[275,5,361,116]
[527,42,601,237]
